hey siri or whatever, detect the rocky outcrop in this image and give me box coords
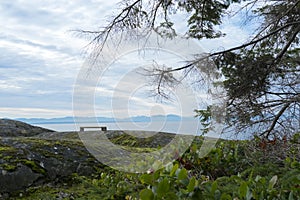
[0,165,43,193]
[0,134,103,195]
[0,120,177,197]
[0,119,54,137]
[0,120,100,195]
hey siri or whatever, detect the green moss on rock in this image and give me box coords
[1,163,17,172]
[20,159,46,175]
[0,146,18,153]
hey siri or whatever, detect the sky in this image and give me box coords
[0,0,254,119]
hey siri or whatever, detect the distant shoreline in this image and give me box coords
[15,114,195,125]
[30,121,116,125]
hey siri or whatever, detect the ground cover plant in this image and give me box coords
[3,132,298,200]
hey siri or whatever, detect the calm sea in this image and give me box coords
[33,121,201,135]
[33,120,241,139]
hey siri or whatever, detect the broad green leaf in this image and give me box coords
[291,161,300,169]
[187,177,196,192]
[177,168,188,180]
[140,189,154,200]
[220,193,232,200]
[239,181,248,198]
[268,175,278,190]
[140,174,153,185]
[179,188,189,195]
[288,191,294,200]
[191,144,197,153]
[211,181,218,194]
[170,163,179,176]
[153,168,163,180]
[157,178,170,197]
[166,191,178,200]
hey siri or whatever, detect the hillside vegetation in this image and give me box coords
[0,120,299,199]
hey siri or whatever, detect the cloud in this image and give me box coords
[0,0,252,119]
[0,107,72,118]
[0,0,121,118]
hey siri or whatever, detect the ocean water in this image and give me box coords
[33,121,202,135]
[32,120,241,139]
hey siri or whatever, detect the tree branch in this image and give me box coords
[274,24,300,63]
[262,102,291,138]
[252,0,300,41]
[167,21,300,73]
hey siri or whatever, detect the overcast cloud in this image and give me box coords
[0,0,253,119]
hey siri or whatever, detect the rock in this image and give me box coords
[0,165,42,193]
[0,136,104,194]
[0,120,179,196]
[0,119,54,137]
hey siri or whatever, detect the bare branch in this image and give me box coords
[274,25,300,63]
[262,102,291,138]
[251,0,300,41]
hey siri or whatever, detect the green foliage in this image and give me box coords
[140,189,154,200]
[194,106,212,134]
[10,136,300,199]
[291,133,300,144]
[178,0,229,39]
[136,138,300,199]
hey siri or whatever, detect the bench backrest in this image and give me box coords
[80,126,107,131]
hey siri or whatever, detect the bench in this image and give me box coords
[80,126,107,131]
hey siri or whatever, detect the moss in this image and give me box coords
[20,159,46,175]
[0,146,18,153]
[23,138,52,146]
[1,163,17,172]
[3,155,13,160]
[18,186,58,200]
[121,146,157,153]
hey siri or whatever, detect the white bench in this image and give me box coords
[80,126,107,131]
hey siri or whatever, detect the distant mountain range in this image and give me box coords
[16,114,195,124]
